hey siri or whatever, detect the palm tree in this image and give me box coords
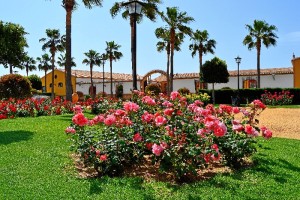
[243,20,278,88]
[23,55,37,77]
[189,29,216,89]
[110,0,162,90]
[160,7,194,92]
[39,29,65,100]
[155,27,183,94]
[37,53,51,93]
[62,0,103,102]
[105,41,123,97]
[57,53,76,68]
[82,50,101,99]
[100,53,108,94]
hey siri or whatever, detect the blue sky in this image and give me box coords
[1,0,300,77]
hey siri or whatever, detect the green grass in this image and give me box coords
[0,116,299,200]
[267,105,300,108]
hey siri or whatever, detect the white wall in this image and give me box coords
[75,77,140,95]
[173,79,196,93]
[207,74,293,89]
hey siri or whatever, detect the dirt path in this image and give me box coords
[258,108,300,140]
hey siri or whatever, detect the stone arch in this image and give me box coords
[140,69,168,92]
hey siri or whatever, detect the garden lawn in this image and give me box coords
[0,115,299,200]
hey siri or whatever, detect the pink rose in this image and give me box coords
[170,91,181,101]
[74,105,82,114]
[104,115,116,126]
[123,102,139,112]
[163,108,174,116]
[133,133,143,142]
[155,115,167,126]
[213,122,227,137]
[152,144,164,156]
[100,154,107,161]
[141,111,154,123]
[65,126,76,134]
[72,113,89,126]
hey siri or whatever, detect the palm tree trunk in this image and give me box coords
[26,67,29,77]
[51,54,55,100]
[65,0,74,101]
[257,45,261,88]
[212,83,215,104]
[90,64,94,99]
[199,50,203,89]
[45,71,47,93]
[170,29,175,93]
[102,62,105,94]
[166,47,170,95]
[110,57,113,97]
[9,65,13,74]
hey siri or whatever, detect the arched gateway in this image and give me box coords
[140,69,168,93]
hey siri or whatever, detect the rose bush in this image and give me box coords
[261,90,294,106]
[66,91,272,181]
[0,96,74,120]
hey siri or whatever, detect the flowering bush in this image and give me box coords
[0,96,74,120]
[184,93,211,105]
[66,91,271,181]
[261,90,294,106]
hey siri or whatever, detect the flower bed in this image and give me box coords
[66,91,272,182]
[0,96,74,119]
[261,90,294,106]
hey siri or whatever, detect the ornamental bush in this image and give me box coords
[0,74,32,99]
[28,74,42,90]
[145,83,161,95]
[66,91,272,181]
[261,90,294,106]
[178,87,190,95]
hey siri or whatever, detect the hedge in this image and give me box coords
[198,88,300,105]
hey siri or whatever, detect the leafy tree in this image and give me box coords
[243,20,278,88]
[155,27,183,94]
[0,21,28,74]
[110,0,162,90]
[39,29,65,99]
[202,57,229,104]
[37,54,51,93]
[62,0,103,101]
[105,41,123,96]
[189,29,216,87]
[28,74,42,90]
[159,7,194,92]
[82,50,101,99]
[23,55,37,77]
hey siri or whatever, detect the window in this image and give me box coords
[58,82,63,87]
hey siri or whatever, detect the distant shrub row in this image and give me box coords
[198,88,300,105]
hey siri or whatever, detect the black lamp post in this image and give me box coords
[126,0,143,90]
[235,56,242,90]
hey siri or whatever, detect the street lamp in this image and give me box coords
[125,0,143,90]
[235,56,242,90]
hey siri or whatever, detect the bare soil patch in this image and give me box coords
[258,108,300,140]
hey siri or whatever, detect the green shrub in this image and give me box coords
[0,74,32,99]
[178,87,190,95]
[145,83,161,95]
[115,84,123,99]
[28,74,42,90]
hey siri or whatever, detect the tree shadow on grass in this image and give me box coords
[0,130,34,145]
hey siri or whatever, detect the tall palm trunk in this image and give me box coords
[9,65,13,74]
[51,52,55,100]
[257,41,261,88]
[65,0,74,100]
[110,57,113,97]
[198,48,203,89]
[26,67,29,77]
[170,28,175,93]
[90,64,94,99]
[166,43,170,95]
[44,71,47,93]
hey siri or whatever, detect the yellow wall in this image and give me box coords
[292,57,300,88]
[41,69,76,96]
